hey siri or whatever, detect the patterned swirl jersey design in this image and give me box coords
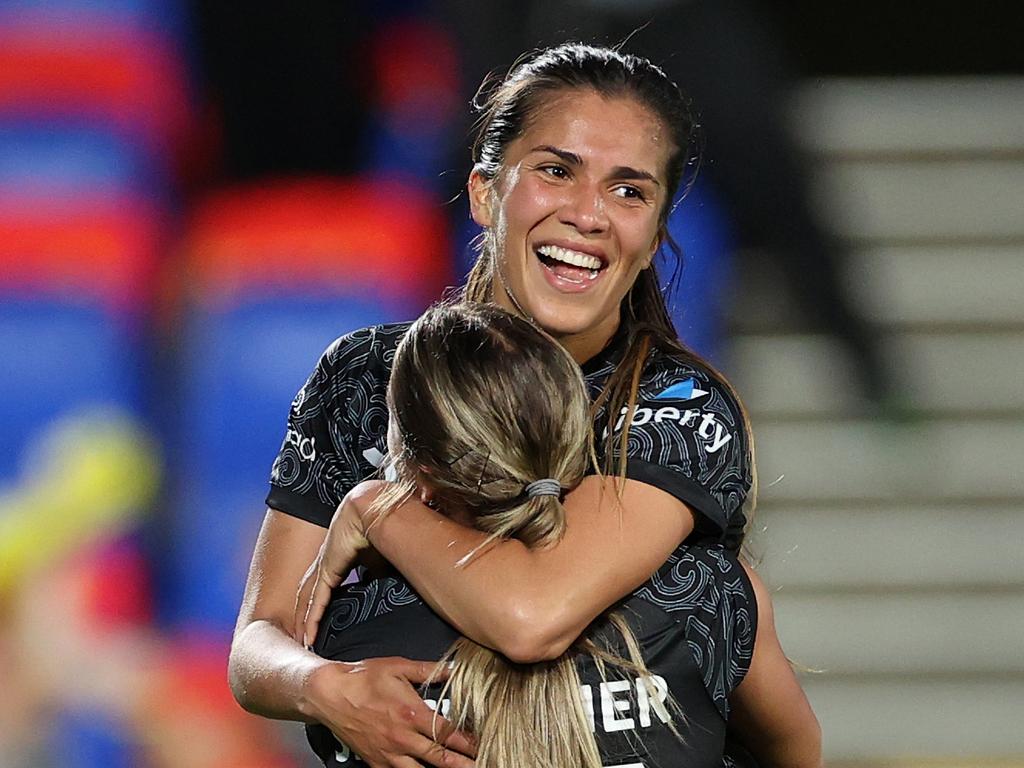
[319,576,421,641]
[267,322,752,543]
[267,323,411,526]
[307,543,757,768]
[633,545,755,718]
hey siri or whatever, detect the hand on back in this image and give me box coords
[305,657,475,768]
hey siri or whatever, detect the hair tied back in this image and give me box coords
[524,478,563,499]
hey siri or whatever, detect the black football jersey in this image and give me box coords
[306,543,757,768]
[267,322,751,546]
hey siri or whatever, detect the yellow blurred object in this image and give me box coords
[0,409,161,594]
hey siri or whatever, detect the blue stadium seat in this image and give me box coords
[0,121,164,203]
[658,178,736,362]
[0,297,143,485]
[165,293,422,633]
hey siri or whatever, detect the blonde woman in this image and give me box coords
[302,301,755,768]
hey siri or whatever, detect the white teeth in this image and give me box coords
[536,245,602,271]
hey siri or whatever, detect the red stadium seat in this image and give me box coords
[0,23,191,152]
[0,202,163,313]
[184,177,453,308]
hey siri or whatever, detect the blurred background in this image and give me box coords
[0,0,1021,765]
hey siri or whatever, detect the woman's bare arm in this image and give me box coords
[308,476,695,663]
[229,509,474,768]
[229,509,331,718]
[728,562,823,768]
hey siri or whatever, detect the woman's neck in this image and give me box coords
[481,278,620,365]
[439,503,476,528]
[556,321,619,366]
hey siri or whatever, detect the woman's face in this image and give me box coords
[469,88,673,361]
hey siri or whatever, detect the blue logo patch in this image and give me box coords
[653,378,709,402]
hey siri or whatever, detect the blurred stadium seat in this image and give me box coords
[0,13,191,153]
[166,178,452,633]
[364,18,460,191]
[0,2,193,765]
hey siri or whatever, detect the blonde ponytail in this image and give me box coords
[443,638,603,768]
[386,304,679,768]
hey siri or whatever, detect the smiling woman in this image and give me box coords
[228,42,821,768]
[468,90,666,360]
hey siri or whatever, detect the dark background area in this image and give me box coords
[767,0,1023,75]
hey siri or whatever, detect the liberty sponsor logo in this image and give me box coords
[285,428,316,461]
[604,404,733,454]
[653,377,709,405]
[601,376,732,454]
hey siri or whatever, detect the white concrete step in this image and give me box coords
[847,246,1024,328]
[812,160,1024,242]
[754,418,1024,502]
[801,676,1024,759]
[771,592,1024,676]
[767,77,1024,764]
[793,77,1024,156]
[749,504,1024,590]
[887,333,1024,412]
[729,332,1024,416]
[727,334,859,415]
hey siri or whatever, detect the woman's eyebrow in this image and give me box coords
[532,145,581,165]
[531,145,660,186]
[611,166,661,186]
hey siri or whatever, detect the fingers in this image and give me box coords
[293,558,318,643]
[357,751,424,768]
[417,736,475,768]
[375,658,475,761]
[409,704,475,762]
[396,714,474,768]
[316,656,475,768]
[302,566,335,646]
[396,658,451,686]
[434,726,476,764]
[294,541,349,645]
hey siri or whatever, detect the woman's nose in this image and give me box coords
[558,185,610,234]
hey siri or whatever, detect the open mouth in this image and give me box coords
[535,244,606,283]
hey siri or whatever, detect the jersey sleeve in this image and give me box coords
[265,327,378,527]
[611,364,752,540]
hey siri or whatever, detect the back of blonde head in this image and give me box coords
[385,302,591,549]
[383,303,671,768]
[389,303,602,766]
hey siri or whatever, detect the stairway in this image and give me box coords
[729,77,1024,763]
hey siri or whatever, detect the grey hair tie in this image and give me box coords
[524,478,562,498]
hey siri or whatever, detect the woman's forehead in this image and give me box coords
[514,89,671,177]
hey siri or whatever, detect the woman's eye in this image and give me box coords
[613,185,646,201]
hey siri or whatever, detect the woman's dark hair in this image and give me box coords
[460,43,755,523]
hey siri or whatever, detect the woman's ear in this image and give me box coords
[416,470,438,508]
[468,169,494,227]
